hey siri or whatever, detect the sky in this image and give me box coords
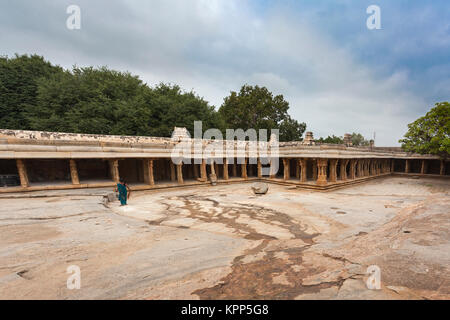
[0,0,449,146]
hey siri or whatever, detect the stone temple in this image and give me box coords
[0,128,449,300]
[0,128,448,193]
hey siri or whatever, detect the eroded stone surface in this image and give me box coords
[0,177,448,299]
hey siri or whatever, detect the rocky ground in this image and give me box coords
[0,176,448,299]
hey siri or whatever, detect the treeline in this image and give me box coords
[316,133,370,146]
[0,54,306,141]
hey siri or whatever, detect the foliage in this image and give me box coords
[316,135,344,144]
[0,54,63,129]
[0,55,306,140]
[399,102,450,158]
[218,85,306,141]
[351,132,370,146]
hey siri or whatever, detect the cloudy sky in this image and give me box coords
[1,0,449,145]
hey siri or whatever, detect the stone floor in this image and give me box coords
[0,176,448,299]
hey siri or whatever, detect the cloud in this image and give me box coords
[0,0,447,146]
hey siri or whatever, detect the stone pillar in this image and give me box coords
[232,161,237,177]
[316,159,328,186]
[356,160,361,178]
[200,159,207,181]
[391,159,395,173]
[109,159,120,183]
[349,159,356,180]
[340,159,348,181]
[420,160,427,175]
[223,158,229,180]
[241,158,248,179]
[16,159,29,188]
[295,159,300,179]
[170,162,176,181]
[257,158,262,178]
[149,160,155,185]
[405,159,410,174]
[269,159,276,178]
[440,160,445,175]
[329,159,337,182]
[143,159,155,186]
[177,163,183,184]
[283,158,290,180]
[299,159,307,182]
[69,159,80,185]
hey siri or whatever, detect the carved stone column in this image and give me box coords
[299,159,307,182]
[232,161,237,177]
[440,160,445,175]
[391,159,395,172]
[349,159,356,180]
[200,159,207,181]
[69,159,80,185]
[329,159,337,183]
[356,160,361,178]
[316,159,328,186]
[16,159,29,188]
[177,163,183,184]
[143,159,155,186]
[295,159,300,179]
[269,159,276,178]
[283,158,290,180]
[257,158,262,178]
[340,159,349,181]
[420,160,427,174]
[223,158,229,180]
[241,158,248,179]
[405,159,411,174]
[109,159,120,183]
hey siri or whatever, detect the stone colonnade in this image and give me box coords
[10,157,447,189]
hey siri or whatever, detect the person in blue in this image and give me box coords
[116,179,130,206]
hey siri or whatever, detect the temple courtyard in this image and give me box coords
[0,176,448,299]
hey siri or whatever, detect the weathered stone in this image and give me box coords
[251,182,268,195]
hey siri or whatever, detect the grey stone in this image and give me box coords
[251,182,268,195]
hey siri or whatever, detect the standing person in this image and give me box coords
[116,179,130,206]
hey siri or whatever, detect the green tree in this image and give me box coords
[351,132,370,146]
[399,102,450,158]
[26,66,222,137]
[317,135,344,144]
[218,85,306,141]
[148,83,223,137]
[0,54,63,129]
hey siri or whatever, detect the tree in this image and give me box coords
[24,66,221,137]
[317,135,344,144]
[148,83,223,137]
[399,102,450,158]
[351,133,370,146]
[0,54,63,130]
[218,85,306,141]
